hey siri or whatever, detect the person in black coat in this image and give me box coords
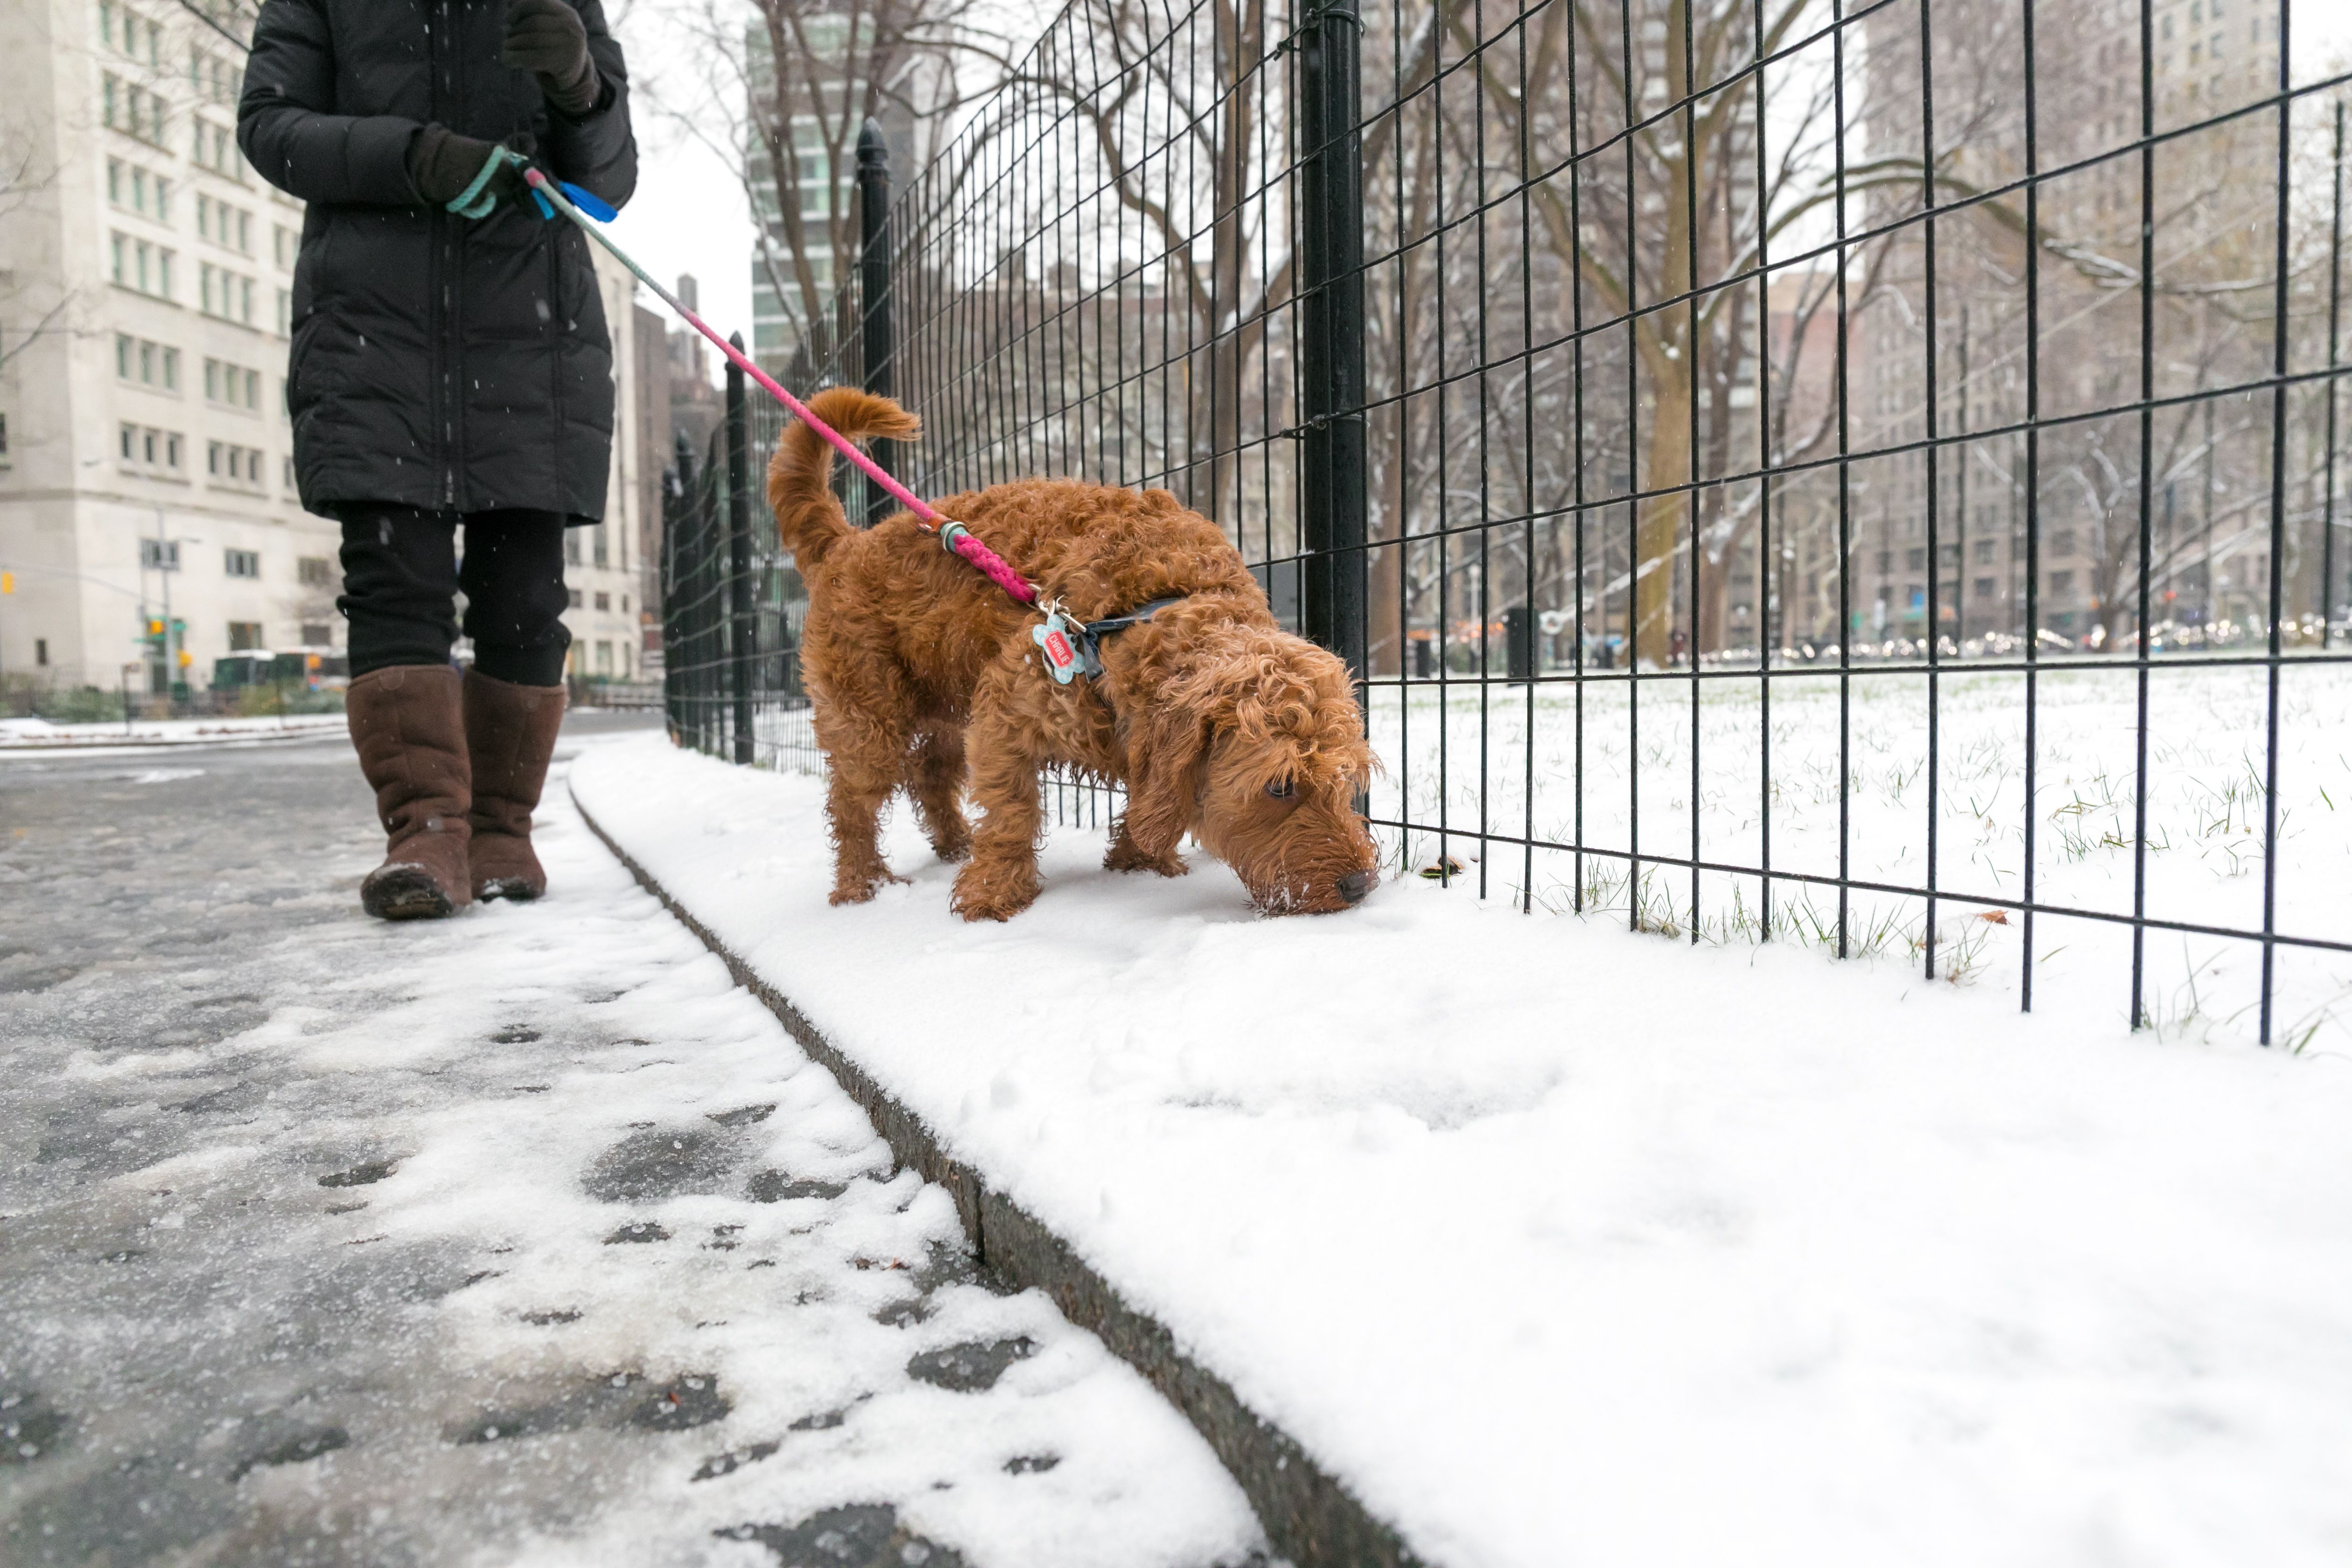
[239,0,636,920]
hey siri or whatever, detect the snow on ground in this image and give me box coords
[1366,659,2352,1050]
[0,730,1264,1567]
[574,731,2352,1568]
[0,714,345,750]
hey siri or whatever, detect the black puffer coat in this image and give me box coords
[238,0,636,519]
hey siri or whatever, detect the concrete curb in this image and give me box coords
[571,781,1427,1568]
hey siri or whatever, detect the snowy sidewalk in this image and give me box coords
[572,732,2352,1568]
[0,714,346,751]
[0,729,1262,1567]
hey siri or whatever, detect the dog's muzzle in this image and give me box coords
[1337,869,1377,906]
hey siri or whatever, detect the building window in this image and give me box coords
[567,588,583,608]
[595,640,613,675]
[594,591,611,611]
[1973,577,1997,601]
[122,423,184,474]
[300,623,332,645]
[117,334,180,390]
[298,556,335,587]
[2050,570,2076,597]
[203,358,262,410]
[207,442,266,488]
[140,539,180,570]
[227,621,264,650]
[224,548,260,579]
[34,639,47,667]
[111,234,175,300]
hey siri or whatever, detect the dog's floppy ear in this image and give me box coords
[1120,687,1212,859]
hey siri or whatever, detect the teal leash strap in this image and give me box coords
[445,145,516,219]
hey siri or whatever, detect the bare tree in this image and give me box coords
[0,130,71,377]
[654,0,996,371]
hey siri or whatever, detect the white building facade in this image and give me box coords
[0,0,654,699]
[0,0,335,695]
[565,241,648,686]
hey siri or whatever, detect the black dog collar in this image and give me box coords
[1075,596,1186,679]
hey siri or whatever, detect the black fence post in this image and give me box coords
[1297,0,1367,679]
[663,430,693,742]
[858,117,897,527]
[1504,605,1533,682]
[727,332,756,765]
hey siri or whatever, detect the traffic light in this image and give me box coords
[0,571,14,594]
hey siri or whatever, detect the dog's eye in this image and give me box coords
[1265,779,1295,799]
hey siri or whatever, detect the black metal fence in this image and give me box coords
[665,0,2352,1050]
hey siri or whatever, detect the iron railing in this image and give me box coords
[665,0,2352,1050]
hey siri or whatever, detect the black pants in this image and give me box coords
[337,506,572,687]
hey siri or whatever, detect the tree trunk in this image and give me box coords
[1635,374,1691,667]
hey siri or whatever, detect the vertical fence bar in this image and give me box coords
[859,118,897,529]
[2130,0,2156,1028]
[2019,0,2041,1013]
[663,433,690,741]
[2326,99,2344,651]
[1920,0,1941,980]
[1297,0,1368,681]
[2258,2,2292,1043]
[728,333,755,767]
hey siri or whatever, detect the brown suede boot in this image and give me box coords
[464,668,567,901]
[346,665,473,920]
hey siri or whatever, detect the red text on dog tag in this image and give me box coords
[1031,613,1082,685]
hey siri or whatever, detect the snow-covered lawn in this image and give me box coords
[1370,659,2352,1049]
[0,714,345,750]
[573,732,2352,1568]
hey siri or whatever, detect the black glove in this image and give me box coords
[504,0,601,116]
[408,127,537,207]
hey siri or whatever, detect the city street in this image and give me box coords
[0,715,1263,1568]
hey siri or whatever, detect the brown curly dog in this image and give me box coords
[768,387,1380,922]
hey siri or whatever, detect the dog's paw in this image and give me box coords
[1104,841,1187,877]
[930,834,973,864]
[828,871,907,905]
[950,869,1037,923]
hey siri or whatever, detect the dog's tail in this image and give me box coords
[765,387,923,570]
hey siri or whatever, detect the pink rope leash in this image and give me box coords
[526,169,1040,608]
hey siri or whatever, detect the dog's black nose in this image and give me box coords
[1337,869,1377,905]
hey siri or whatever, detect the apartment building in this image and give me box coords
[1854,0,2290,649]
[0,0,333,693]
[0,0,670,695]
